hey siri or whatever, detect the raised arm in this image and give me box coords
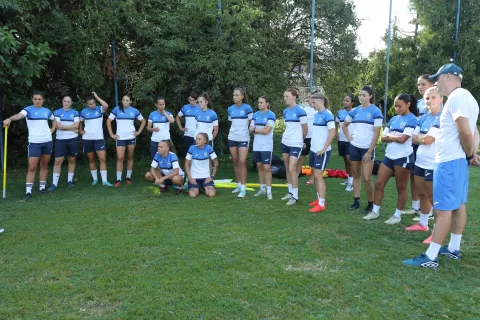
[93,92,109,112]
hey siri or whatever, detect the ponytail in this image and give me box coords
[396,93,418,117]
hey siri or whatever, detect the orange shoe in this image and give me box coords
[423,233,433,244]
[309,204,326,213]
[308,199,319,206]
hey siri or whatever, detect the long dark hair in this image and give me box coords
[234,87,249,104]
[199,92,213,108]
[360,86,375,104]
[396,93,418,117]
[419,74,435,85]
[259,95,271,109]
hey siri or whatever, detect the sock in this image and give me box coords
[428,207,434,217]
[394,208,402,218]
[318,198,325,206]
[100,170,107,182]
[116,171,122,181]
[52,173,60,186]
[126,170,132,179]
[288,184,293,194]
[26,183,33,194]
[367,201,373,208]
[91,170,98,181]
[412,200,420,211]
[260,184,266,190]
[266,186,272,194]
[419,213,429,227]
[354,197,360,203]
[67,172,74,183]
[448,233,462,252]
[39,181,46,191]
[348,177,353,184]
[372,204,380,213]
[292,188,298,200]
[237,182,241,189]
[240,184,246,191]
[425,242,441,260]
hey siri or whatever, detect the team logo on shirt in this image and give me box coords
[318,116,323,122]
[95,111,100,116]
[71,114,74,119]
[240,110,245,115]
[400,121,406,128]
[366,113,372,119]
[44,112,48,117]
[206,116,210,120]
[292,113,296,117]
[130,112,134,117]
[204,152,208,157]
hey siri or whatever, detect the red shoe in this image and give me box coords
[309,204,326,213]
[405,223,429,232]
[159,185,168,193]
[114,180,122,187]
[126,178,133,185]
[308,199,319,206]
[305,180,314,185]
[423,233,433,244]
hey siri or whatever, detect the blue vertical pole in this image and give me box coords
[383,0,393,129]
[218,0,222,37]
[453,0,461,63]
[112,39,118,106]
[309,0,316,92]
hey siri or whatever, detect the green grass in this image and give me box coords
[1,146,480,319]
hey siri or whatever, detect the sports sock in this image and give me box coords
[237,182,241,189]
[39,181,46,191]
[26,183,33,194]
[266,186,272,194]
[100,170,107,182]
[419,213,429,227]
[52,173,60,186]
[116,171,122,181]
[260,184,266,190]
[126,170,132,179]
[412,200,420,211]
[318,198,325,206]
[372,204,380,213]
[240,184,246,191]
[448,233,462,252]
[348,177,353,184]
[425,242,441,260]
[91,170,98,181]
[288,184,293,194]
[67,172,74,183]
[394,208,402,218]
[292,188,298,200]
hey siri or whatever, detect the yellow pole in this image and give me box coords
[2,126,7,200]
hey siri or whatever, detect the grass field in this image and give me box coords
[1,146,480,319]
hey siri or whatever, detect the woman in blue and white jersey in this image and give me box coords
[249,95,276,200]
[145,140,184,195]
[185,133,219,198]
[48,96,79,191]
[342,86,383,214]
[280,88,308,206]
[175,91,199,156]
[416,75,435,116]
[307,93,336,213]
[3,90,57,200]
[228,87,253,198]
[363,94,418,224]
[194,93,218,146]
[107,94,146,186]
[79,92,113,186]
[298,92,317,186]
[335,94,355,191]
[147,96,175,160]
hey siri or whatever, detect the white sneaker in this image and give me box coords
[267,193,272,200]
[340,181,348,185]
[385,215,401,225]
[254,189,266,197]
[281,193,293,200]
[363,211,379,221]
[0,228,4,234]
[237,190,247,198]
[231,187,241,194]
[345,184,353,192]
[413,215,434,222]
[402,208,419,215]
[286,198,297,206]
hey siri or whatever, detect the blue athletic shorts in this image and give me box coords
[310,150,331,171]
[83,139,106,153]
[54,138,79,158]
[184,136,195,155]
[382,153,414,170]
[281,143,302,159]
[150,141,159,160]
[433,158,469,211]
[253,151,272,165]
[413,165,433,181]
[301,138,311,156]
[228,140,249,149]
[188,178,215,190]
[338,141,350,157]
[28,141,53,158]
[116,138,136,147]
[349,145,375,162]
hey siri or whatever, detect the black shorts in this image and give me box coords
[338,141,350,157]
[301,138,311,156]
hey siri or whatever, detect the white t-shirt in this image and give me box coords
[414,112,441,170]
[20,106,54,143]
[227,103,253,142]
[436,88,479,163]
[148,110,173,142]
[383,113,417,159]
[345,105,383,149]
[302,105,317,139]
[250,110,276,151]
[54,108,80,140]
[80,106,105,140]
[186,144,217,179]
[281,105,307,148]
[108,106,144,140]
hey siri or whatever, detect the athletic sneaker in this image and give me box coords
[267,193,272,200]
[422,234,433,244]
[67,181,75,188]
[47,184,57,192]
[363,211,379,221]
[349,200,360,210]
[160,185,168,193]
[126,178,132,185]
[345,184,353,192]
[438,246,462,260]
[402,253,439,268]
[0,228,4,234]
[231,187,241,194]
[362,204,373,215]
[102,181,113,187]
[40,189,47,195]
[238,190,247,198]
[413,215,434,222]
[340,181,348,185]
[308,199,319,206]
[286,198,297,206]
[281,193,293,200]
[305,180,313,185]
[385,215,401,225]
[114,180,122,187]
[254,189,266,197]
[402,208,420,215]
[309,204,326,213]
[92,180,98,186]
[22,193,32,201]
[175,187,183,195]
[405,223,429,232]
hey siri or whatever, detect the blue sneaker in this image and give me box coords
[47,184,57,192]
[102,181,113,187]
[402,253,439,268]
[92,180,98,186]
[237,190,246,198]
[67,181,75,188]
[439,246,462,260]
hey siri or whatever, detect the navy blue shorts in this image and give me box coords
[228,140,249,149]
[54,138,79,158]
[301,138,311,156]
[150,141,159,160]
[310,150,331,170]
[116,138,136,147]
[28,141,53,158]
[184,136,195,155]
[349,145,375,162]
[188,178,215,190]
[413,165,433,181]
[338,141,350,157]
[382,154,414,170]
[253,151,272,165]
[433,159,469,211]
[83,139,106,153]
[281,143,302,159]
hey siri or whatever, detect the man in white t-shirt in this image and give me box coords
[403,63,480,268]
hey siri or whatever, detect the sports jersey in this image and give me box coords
[436,88,479,163]
[281,105,307,148]
[148,110,173,142]
[345,105,383,149]
[195,108,218,141]
[310,109,336,153]
[228,103,253,141]
[417,98,427,116]
[250,110,276,151]
[20,106,54,143]
[303,105,317,139]
[108,106,144,140]
[177,104,199,137]
[80,106,105,140]
[335,108,354,142]
[186,144,217,179]
[414,112,441,170]
[383,113,417,159]
[54,108,79,140]
[151,151,185,176]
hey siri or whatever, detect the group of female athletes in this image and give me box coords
[2,79,442,239]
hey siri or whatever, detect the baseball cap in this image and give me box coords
[429,63,464,82]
